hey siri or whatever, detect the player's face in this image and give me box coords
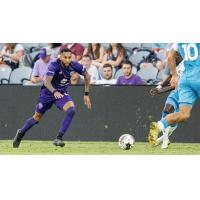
[60,52,72,66]
[103,67,113,80]
[122,64,132,77]
[82,57,91,68]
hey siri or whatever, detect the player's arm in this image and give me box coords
[83,71,92,109]
[44,75,63,99]
[168,49,179,87]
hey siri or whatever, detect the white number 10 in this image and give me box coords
[182,43,198,61]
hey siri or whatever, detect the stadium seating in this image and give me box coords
[156,50,166,61]
[129,51,150,66]
[137,63,158,84]
[0,43,169,85]
[0,66,12,84]
[9,67,32,84]
[156,69,164,81]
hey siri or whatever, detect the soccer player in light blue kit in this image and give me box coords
[148,43,200,146]
[151,44,183,148]
[155,62,184,148]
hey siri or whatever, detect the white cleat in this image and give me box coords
[156,126,177,149]
[156,135,164,146]
[161,138,170,149]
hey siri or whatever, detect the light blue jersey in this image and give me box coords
[178,43,200,80]
[177,43,200,106]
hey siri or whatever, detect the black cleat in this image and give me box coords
[53,138,65,147]
[13,129,23,148]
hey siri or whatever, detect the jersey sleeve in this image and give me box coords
[46,62,57,76]
[73,62,86,75]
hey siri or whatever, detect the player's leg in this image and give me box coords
[13,99,54,148]
[54,94,75,147]
[156,104,175,146]
[157,91,179,148]
[148,80,196,146]
[13,112,43,148]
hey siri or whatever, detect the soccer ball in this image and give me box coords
[118,134,135,150]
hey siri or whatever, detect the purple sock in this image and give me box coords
[20,117,38,137]
[57,107,75,139]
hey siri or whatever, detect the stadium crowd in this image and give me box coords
[0,43,170,85]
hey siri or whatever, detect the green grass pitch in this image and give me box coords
[1,140,200,155]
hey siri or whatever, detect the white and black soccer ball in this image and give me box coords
[118,134,135,150]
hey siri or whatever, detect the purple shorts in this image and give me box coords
[35,90,73,114]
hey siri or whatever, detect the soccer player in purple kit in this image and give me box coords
[13,48,91,148]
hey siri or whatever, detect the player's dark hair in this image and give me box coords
[60,48,72,54]
[122,60,133,68]
[103,63,113,71]
[83,54,92,60]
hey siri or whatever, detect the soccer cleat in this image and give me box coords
[148,122,161,146]
[13,129,23,148]
[156,135,164,146]
[53,138,65,147]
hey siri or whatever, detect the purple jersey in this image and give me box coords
[41,59,86,94]
[117,74,144,85]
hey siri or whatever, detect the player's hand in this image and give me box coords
[150,88,159,96]
[83,95,92,109]
[54,91,64,99]
[170,75,179,88]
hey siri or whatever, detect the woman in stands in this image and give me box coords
[83,43,105,67]
[0,43,24,70]
[102,43,126,70]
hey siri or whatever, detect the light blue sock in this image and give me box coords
[158,118,169,129]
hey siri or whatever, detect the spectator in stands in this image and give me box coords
[117,60,144,85]
[0,43,24,70]
[48,43,62,58]
[82,54,99,84]
[60,43,84,61]
[83,43,105,67]
[96,63,117,85]
[30,47,52,85]
[102,43,126,69]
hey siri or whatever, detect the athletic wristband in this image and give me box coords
[53,89,57,94]
[84,92,89,96]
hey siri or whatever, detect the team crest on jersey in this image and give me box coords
[59,71,62,75]
[60,79,68,84]
[38,102,43,109]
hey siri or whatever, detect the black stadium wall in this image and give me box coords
[0,85,200,142]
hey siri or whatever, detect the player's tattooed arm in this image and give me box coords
[44,75,55,93]
[44,75,63,99]
[84,71,90,93]
[83,71,92,109]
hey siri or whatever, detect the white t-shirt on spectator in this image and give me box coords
[95,79,117,85]
[86,65,99,84]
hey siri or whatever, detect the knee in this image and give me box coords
[179,112,191,122]
[163,104,175,115]
[33,112,42,122]
[66,106,76,117]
